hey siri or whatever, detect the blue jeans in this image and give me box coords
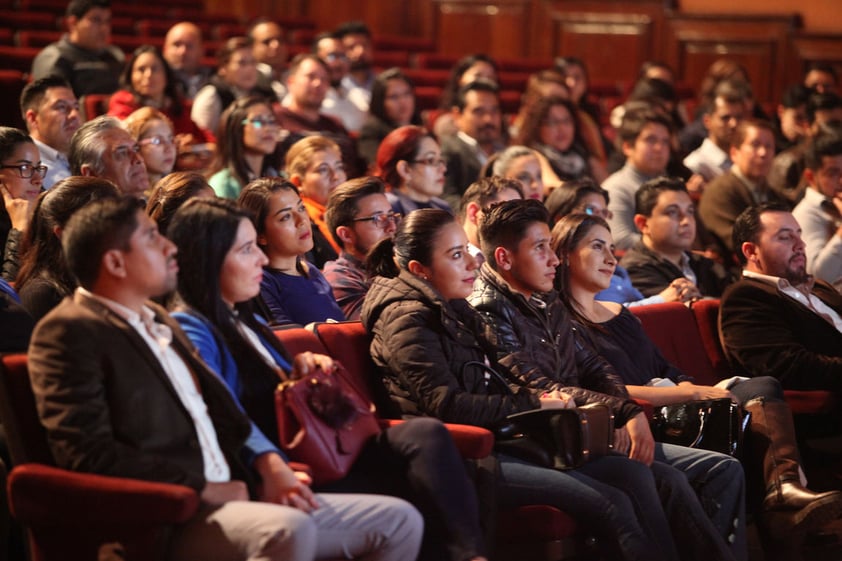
[496,452,678,561]
[655,443,746,561]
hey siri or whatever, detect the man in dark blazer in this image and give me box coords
[440,79,505,210]
[699,119,790,260]
[721,203,842,394]
[27,196,421,560]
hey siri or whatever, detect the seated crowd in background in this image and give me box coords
[4,1,842,559]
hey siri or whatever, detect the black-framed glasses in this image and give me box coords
[242,115,279,129]
[410,156,446,168]
[352,212,401,229]
[0,163,48,178]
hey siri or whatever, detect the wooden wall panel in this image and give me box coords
[793,35,842,80]
[431,0,531,58]
[664,15,799,103]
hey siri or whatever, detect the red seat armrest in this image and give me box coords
[8,463,200,526]
[379,419,494,458]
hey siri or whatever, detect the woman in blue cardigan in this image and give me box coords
[167,197,489,561]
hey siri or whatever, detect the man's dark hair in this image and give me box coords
[246,17,281,40]
[635,177,688,217]
[807,92,842,125]
[730,119,775,150]
[459,176,523,220]
[731,202,792,266]
[703,79,750,115]
[806,62,839,84]
[780,83,811,110]
[66,0,109,18]
[20,76,73,120]
[325,176,386,249]
[287,53,330,77]
[616,103,673,146]
[479,199,549,270]
[311,31,338,53]
[333,21,371,40]
[62,196,144,289]
[805,128,842,171]
[454,78,499,112]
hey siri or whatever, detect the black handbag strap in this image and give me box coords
[458,360,515,395]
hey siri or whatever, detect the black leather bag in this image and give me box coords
[494,403,615,470]
[651,398,749,457]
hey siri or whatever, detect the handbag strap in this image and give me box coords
[459,360,515,395]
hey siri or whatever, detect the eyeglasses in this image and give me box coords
[410,157,446,168]
[580,205,613,220]
[352,212,401,229]
[0,163,48,178]
[242,115,279,129]
[139,135,175,147]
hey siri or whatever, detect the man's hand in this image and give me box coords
[254,452,319,512]
[625,412,655,466]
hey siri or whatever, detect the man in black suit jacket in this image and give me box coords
[28,196,422,560]
[440,79,505,210]
[721,203,842,392]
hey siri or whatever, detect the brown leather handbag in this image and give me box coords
[275,364,381,484]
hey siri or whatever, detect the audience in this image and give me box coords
[168,196,483,561]
[0,127,45,281]
[375,125,452,215]
[362,207,732,561]
[334,21,376,99]
[69,115,150,197]
[553,210,841,559]
[440,79,505,209]
[804,62,839,95]
[682,80,747,182]
[146,170,215,235]
[238,177,344,326]
[470,199,746,559]
[773,84,811,154]
[30,0,124,97]
[313,32,367,133]
[358,68,421,167]
[192,37,274,135]
[621,177,733,298]
[323,176,399,320]
[555,56,609,157]
[277,54,361,177]
[699,119,786,258]
[28,195,423,561]
[604,105,673,249]
[515,95,603,185]
[285,135,345,268]
[15,176,118,321]
[509,69,568,140]
[208,96,280,199]
[459,176,523,266]
[163,22,212,100]
[435,54,498,138]
[248,18,289,101]
[108,45,213,150]
[482,145,545,200]
[791,130,842,285]
[123,108,177,187]
[20,77,80,190]
[544,178,690,306]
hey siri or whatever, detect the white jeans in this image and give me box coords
[168,493,423,561]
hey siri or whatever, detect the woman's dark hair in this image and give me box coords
[216,36,253,71]
[366,208,455,278]
[146,171,213,235]
[168,197,292,441]
[369,68,421,127]
[550,212,610,325]
[515,96,590,177]
[119,45,185,117]
[440,53,498,110]
[0,127,34,162]
[16,176,119,295]
[544,178,609,224]
[374,125,432,189]
[211,95,275,188]
[237,177,308,275]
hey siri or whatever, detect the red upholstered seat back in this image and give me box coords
[0,354,55,465]
[311,321,377,405]
[630,302,722,386]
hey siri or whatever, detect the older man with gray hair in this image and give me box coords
[69,115,149,197]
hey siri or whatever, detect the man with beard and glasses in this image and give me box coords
[721,203,842,401]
